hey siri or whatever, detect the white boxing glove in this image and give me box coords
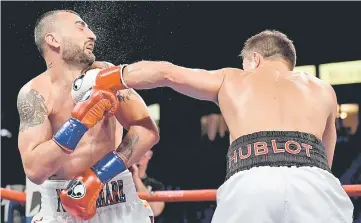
[71,62,117,103]
[71,69,100,103]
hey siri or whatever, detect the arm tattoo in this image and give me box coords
[47,62,53,69]
[116,89,134,103]
[17,89,48,132]
[116,132,139,163]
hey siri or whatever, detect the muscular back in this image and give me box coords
[218,68,336,146]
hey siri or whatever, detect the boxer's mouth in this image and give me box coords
[85,43,94,51]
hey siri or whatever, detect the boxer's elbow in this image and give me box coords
[25,168,48,185]
[140,116,160,145]
[151,128,160,146]
[146,121,160,146]
[152,118,160,144]
[23,159,54,185]
[129,118,159,146]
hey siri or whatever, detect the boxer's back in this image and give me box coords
[218,68,334,143]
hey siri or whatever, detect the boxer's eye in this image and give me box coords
[73,75,84,91]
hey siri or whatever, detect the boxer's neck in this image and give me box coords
[259,60,291,72]
[47,59,86,84]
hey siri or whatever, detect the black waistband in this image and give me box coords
[225,131,331,181]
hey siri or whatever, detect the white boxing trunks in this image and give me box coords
[212,131,354,223]
[31,170,154,223]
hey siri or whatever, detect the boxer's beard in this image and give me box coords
[62,39,95,67]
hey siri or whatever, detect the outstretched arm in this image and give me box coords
[122,61,228,103]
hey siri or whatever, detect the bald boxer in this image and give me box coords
[17,10,157,223]
[88,30,353,222]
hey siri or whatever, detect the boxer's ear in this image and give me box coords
[251,52,261,69]
[44,32,60,49]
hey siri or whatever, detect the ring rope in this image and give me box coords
[1,185,361,204]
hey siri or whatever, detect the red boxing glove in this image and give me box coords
[60,150,128,220]
[53,86,119,153]
[60,169,103,220]
[71,86,119,128]
[95,64,129,91]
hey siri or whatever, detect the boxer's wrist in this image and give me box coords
[53,118,88,153]
[91,151,127,183]
[95,64,129,91]
[119,64,129,89]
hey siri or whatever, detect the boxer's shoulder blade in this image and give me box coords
[217,68,247,100]
[216,67,332,141]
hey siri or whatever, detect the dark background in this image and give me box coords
[1,1,361,222]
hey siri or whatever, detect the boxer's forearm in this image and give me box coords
[123,61,175,89]
[123,61,224,102]
[116,125,159,167]
[23,140,70,184]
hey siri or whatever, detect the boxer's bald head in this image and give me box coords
[34,10,96,66]
[240,30,296,71]
[35,10,78,56]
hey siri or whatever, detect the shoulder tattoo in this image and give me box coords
[116,89,134,103]
[17,89,48,132]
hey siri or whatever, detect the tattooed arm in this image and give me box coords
[114,89,159,166]
[17,86,70,184]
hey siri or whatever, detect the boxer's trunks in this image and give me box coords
[31,170,154,223]
[212,131,353,223]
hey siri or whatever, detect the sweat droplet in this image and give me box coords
[60,1,151,64]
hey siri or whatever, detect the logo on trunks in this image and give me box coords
[56,180,126,212]
[66,179,86,199]
[149,216,155,223]
[228,139,313,169]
